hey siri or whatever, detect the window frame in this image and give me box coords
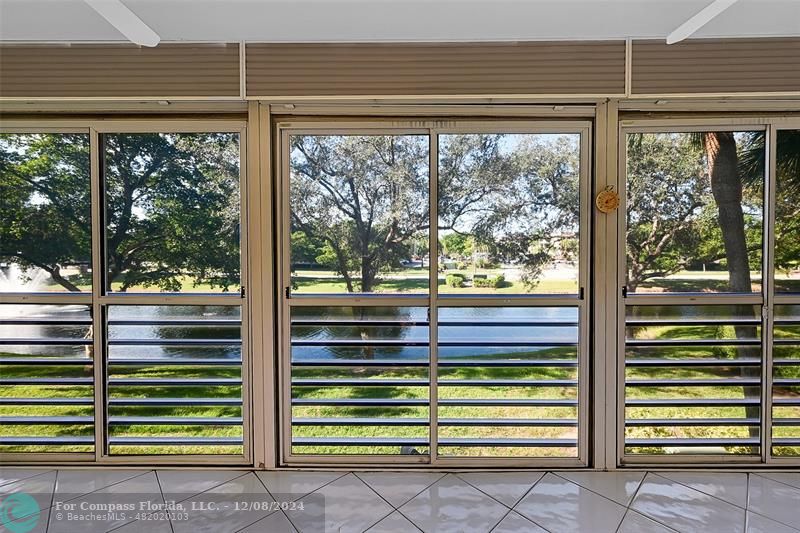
[617,117,800,467]
[276,119,592,468]
[0,119,251,466]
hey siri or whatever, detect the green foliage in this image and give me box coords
[1,132,241,292]
[441,233,473,258]
[290,135,429,292]
[291,230,325,266]
[473,274,506,288]
[445,273,465,288]
[0,133,91,291]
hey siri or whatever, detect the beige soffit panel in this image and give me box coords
[631,38,800,95]
[0,43,241,98]
[246,41,626,97]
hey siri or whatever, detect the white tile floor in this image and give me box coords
[1,468,798,533]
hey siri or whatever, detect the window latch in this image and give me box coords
[622,285,628,298]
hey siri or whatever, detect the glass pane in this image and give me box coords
[775,130,800,293]
[0,304,94,453]
[438,133,581,295]
[289,134,430,294]
[773,304,800,456]
[106,305,242,455]
[290,307,430,456]
[0,133,91,292]
[625,305,761,456]
[437,307,579,458]
[625,131,765,294]
[102,132,241,293]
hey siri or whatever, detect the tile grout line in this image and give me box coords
[153,470,176,533]
[351,472,425,533]
[550,471,629,509]
[248,470,308,533]
[445,473,526,533]
[617,471,680,533]
[45,469,59,533]
[242,471,296,533]
[626,473,694,533]
[747,508,800,532]
[752,472,800,491]
[58,469,154,506]
[651,471,748,512]
[365,472,445,532]
[507,471,553,533]
[452,472,526,511]
[260,471,350,533]
[170,470,252,505]
[0,468,56,489]
[355,470,445,510]
[624,471,647,510]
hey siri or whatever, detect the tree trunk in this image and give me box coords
[704,132,760,442]
[360,260,373,293]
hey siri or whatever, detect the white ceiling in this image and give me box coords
[0,0,798,43]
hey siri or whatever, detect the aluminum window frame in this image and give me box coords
[617,117,800,467]
[0,119,252,466]
[768,119,800,465]
[276,119,592,468]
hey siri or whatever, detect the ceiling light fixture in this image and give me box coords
[666,0,738,44]
[84,0,160,47]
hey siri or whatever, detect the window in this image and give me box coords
[289,134,429,295]
[0,124,247,460]
[1,133,91,293]
[438,133,581,295]
[625,131,764,295]
[772,128,800,457]
[623,127,767,459]
[102,132,241,293]
[281,122,589,465]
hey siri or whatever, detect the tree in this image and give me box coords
[0,132,241,292]
[291,133,582,293]
[290,135,429,293]
[625,134,709,292]
[0,134,91,291]
[439,133,581,290]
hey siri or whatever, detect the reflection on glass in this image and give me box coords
[289,135,430,294]
[438,133,581,295]
[0,304,94,453]
[774,130,800,293]
[626,131,765,294]
[773,305,800,456]
[102,133,241,293]
[625,305,762,456]
[106,305,242,455]
[290,307,429,455]
[0,133,91,292]
[437,307,579,458]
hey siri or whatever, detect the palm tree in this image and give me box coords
[701,130,800,441]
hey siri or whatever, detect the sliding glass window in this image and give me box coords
[98,127,246,457]
[0,123,248,462]
[772,127,800,458]
[621,127,767,461]
[0,131,94,457]
[280,122,590,466]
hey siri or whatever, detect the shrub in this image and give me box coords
[473,274,505,288]
[446,274,465,288]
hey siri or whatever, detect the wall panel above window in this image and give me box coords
[246,41,626,97]
[0,44,241,98]
[631,38,800,95]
